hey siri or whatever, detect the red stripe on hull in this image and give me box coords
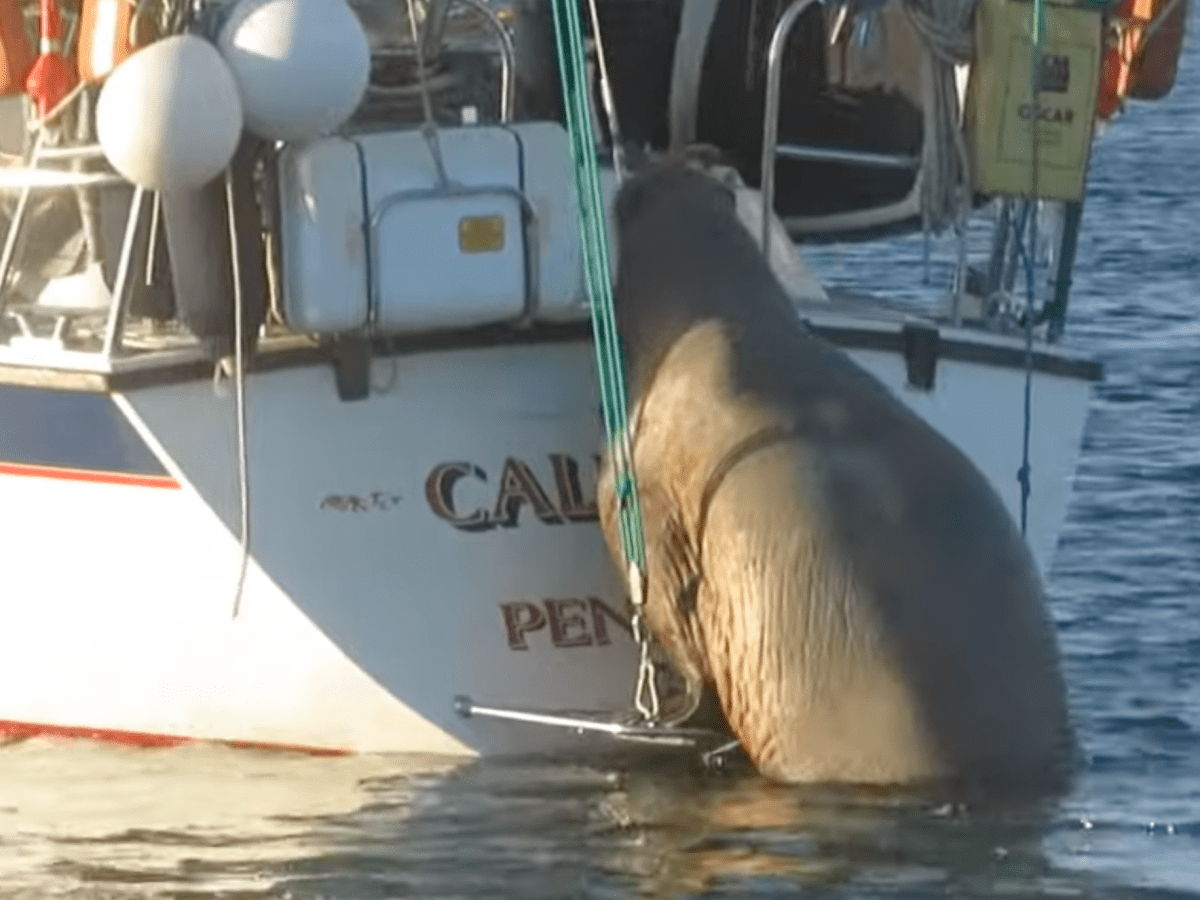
[0,719,350,757]
[0,461,180,489]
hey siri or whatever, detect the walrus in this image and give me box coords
[596,161,1077,793]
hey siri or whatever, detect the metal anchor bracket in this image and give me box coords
[453,695,734,753]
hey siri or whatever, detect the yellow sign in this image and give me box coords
[966,0,1103,202]
[458,214,506,253]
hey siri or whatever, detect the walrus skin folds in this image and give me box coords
[596,162,1077,791]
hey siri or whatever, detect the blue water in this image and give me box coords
[1038,19,1200,888]
[1,24,1197,900]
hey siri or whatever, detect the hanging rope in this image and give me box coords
[902,0,975,235]
[1017,0,1046,537]
[903,0,1041,534]
[584,0,628,179]
[548,0,655,718]
[225,166,251,619]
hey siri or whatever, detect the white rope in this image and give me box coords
[667,0,722,151]
[409,0,449,186]
[225,167,251,620]
[585,0,628,178]
[628,559,660,721]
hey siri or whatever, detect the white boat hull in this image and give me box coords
[0,327,1094,756]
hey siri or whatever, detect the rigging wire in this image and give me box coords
[1017,0,1045,537]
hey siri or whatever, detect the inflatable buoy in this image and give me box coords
[217,0,370,141]
[25,0,76,118]
[1097,0,1138,119]
[97,35,244,190]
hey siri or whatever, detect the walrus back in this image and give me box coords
[696,387,1078,789]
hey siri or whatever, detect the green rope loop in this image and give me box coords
[548,0,646,572]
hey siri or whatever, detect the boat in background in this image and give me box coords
[0,0,1187,756]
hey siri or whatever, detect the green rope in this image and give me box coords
[548,0,646,573]
[1030,0,1046,94]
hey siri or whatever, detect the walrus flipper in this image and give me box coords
[598,457,710,727]
[661,508,702,621]
[653,507,710,727]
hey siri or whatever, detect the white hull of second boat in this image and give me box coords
[0,328,1094,756]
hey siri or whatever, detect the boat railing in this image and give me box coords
[0,143,127,287]
[758,0,934,247]
[757,0,1084,340]
[0,113,151,361]
[434,0,516,122]
[393,0,515,123]
[762,0,872,258]
[774,145,921,171]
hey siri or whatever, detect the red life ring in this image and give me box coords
[1097,0,1143,119]
[1130,0,1189,100]
[78,0,139,81]
[1097,0,1189,119]
[0,0,34,97]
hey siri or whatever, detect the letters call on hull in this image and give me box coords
[424,453,631,651]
